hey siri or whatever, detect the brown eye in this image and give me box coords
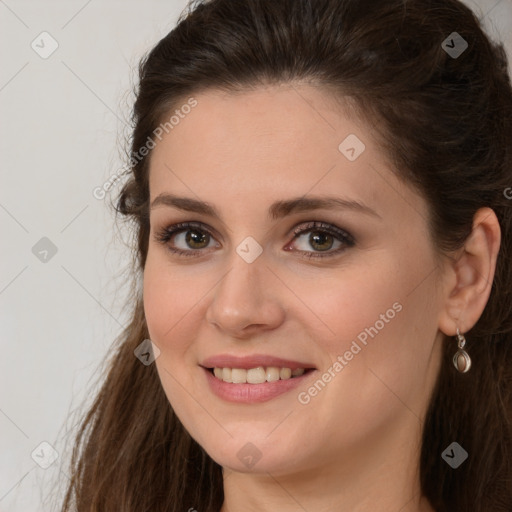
[288,221,355,259]
[154,220,355,260]
[182,229,210,249]
[154,222,219,258]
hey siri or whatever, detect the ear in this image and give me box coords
[438,207,501,336]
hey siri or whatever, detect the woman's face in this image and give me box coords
[143,84,447,475]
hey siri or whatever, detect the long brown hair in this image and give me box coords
[59,0,512,510]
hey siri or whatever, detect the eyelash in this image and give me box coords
[153,221,355,260]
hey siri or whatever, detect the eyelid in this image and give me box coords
[289,221,354,244]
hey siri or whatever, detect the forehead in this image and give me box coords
[147,84,420,222]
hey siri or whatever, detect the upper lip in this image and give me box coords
[201,354,316,371]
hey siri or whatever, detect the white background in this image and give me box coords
[1,1,511,510]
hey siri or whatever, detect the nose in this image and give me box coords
[205,252,286,338]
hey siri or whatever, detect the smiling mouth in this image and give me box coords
[206,366,315,384]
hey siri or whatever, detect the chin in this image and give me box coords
[202,437,307,476]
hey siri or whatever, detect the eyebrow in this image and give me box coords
[150,193,382,220]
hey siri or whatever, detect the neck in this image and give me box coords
[220,412,436,512]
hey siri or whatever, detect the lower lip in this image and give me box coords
[202,367,315,403]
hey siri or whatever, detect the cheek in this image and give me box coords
[142,257,204,414]
[307,248,439,389]
[306,255,405,347]
[290,259,437,446]
[142,256,195,352]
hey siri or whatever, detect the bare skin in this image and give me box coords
[142,83,501,512]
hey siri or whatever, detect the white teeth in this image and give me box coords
[266,366,280,382]
[222,368,232,383]
[247,367,266,384]
[211,366,308,383]
[280,367,292,379]
[231,368,246,384]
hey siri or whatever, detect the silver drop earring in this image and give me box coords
[453,328,471,373]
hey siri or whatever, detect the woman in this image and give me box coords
[60,0,512,510]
